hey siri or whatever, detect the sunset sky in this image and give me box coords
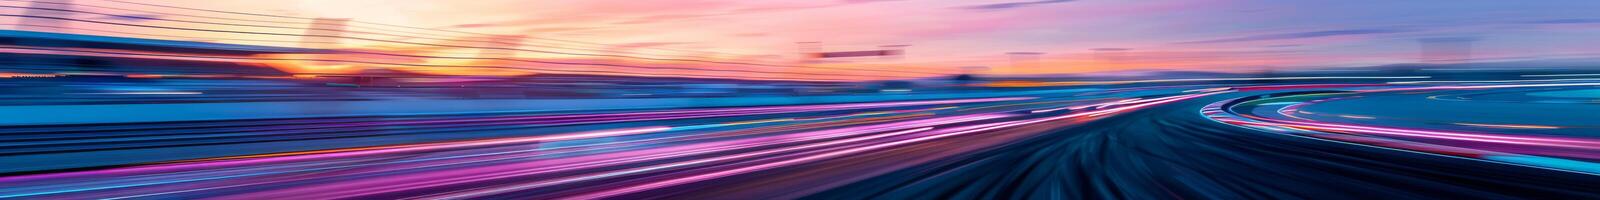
[9,0,1600,77]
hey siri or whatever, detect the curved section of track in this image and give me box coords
[805,88,1599,199]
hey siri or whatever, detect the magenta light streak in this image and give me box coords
[0,94,1196,199]
[563,122,1031,200]
[419,127,942,199]
[0,126,668,184]
[563,92,1221,199]
[0,97,1031,184]
[212,114,1014,199]
[4,116,883,199]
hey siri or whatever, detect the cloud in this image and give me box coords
[614,13,718,24]
[732,32,769,37]
[1523,18,1600,24]
[839,0,905,4]
[450,23,499,28]
[730,4,836,13]
[613,42,689,48]
[523,26,604,33]
[732,1,903,14]
[1176,28,1408,44]
[462,1,899,29]
[93,14,162,22]
[958,0,1075,11]
[1091,48,1132,51]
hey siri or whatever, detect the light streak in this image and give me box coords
[1453,123,1563,129]
[1521,74,1600,77]
[562,92,1224,199]
[1203,94,1600,175]
[65,92,204,95]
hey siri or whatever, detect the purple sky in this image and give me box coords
[35,0,1600,74]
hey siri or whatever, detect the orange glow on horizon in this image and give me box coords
[256,54,364,75]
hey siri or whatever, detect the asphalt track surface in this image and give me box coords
[802,92,1598,200]
[0,84,1596,199]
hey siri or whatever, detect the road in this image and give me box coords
[802,91,1598,199]
[0,82,1596,199]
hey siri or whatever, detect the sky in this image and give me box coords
[8,0,1600,78]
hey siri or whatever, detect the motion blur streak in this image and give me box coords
[564,93,1218,200]
[0,85,1216,199]
[3,82,1599,199]
[5,0,1600,199]
[1206,82,1600,175]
